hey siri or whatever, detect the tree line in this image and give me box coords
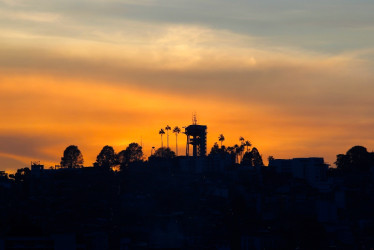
[211,135,264,166]
[158,125,181,155]
[334,145,374,172]
[58,138,374,172]
[60,143,144,170]
[58,132,265,170]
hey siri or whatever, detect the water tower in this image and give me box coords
[185,115,207,157]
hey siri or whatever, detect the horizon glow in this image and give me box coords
[1,0,374,172]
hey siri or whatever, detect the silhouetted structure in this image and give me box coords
[3,131,374,249]
[269,157,328,187]
[185,116,207,157]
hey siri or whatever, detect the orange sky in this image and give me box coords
[1,0,374,172]
[1,66,373,172]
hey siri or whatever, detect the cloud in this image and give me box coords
[1,27,373,118]
[1,21,373,126]
[1,0,374,170]
[0,9,61,23]
[0,134,66,161]
[1,0,374,54]
[0,155,27,173]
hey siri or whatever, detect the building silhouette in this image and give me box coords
[184,116,207,157]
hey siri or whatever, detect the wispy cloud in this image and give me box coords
[1,0,374,171]
[0,9,61,22]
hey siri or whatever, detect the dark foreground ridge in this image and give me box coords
[1,119,374,249]
[1,145,374,249]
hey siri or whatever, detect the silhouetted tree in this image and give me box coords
[8,168,31,197]
[268,155,275,164]
[153,147,176,159]
[218,134,225,147]
[240,145,246,162]
[159,129,165,148]
[335,154,348,171]
[94,145,117,169]
[0,171,9,182]
[209,143,228,156]
[251,147,264,166]
[9,167,31,197]
[209,143,233,166]
[241,147,264,166]
[165,125,171,148]
[241,151,253,166]
[335,145,374,172]
[232,144,245,163]
[126,142,143,162]
[118,150,127,167]
[227,146,235,156]
[173,126,181,156]
[13,167,31,184]
[239,137,245,161]
[60,145,84,168]
[244,140,251,152]
[119,143,143,169]
[209,142,221,155]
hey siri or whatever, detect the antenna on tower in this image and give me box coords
[192,112,198,125]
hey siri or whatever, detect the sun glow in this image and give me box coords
[1,1,374,172]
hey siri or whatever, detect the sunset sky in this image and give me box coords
[1,0,374,172]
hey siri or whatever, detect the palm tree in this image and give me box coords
[165,125,171,148]
[173,126,181,156]
[151,146,156,156]
[227,146,235,155]
[159,129,165,148]
[244,140,252,152]
[233,144,239,163]
[218,134,225,147]
[238,144,245,163]
[239,137,245,160]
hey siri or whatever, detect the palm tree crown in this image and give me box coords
[238,137,245,161]
[159,128,165,148]
[165,125,171,148]
[173,126,181,156]
[218,134,225,147]
[244,140,252,152]
[173,126,181,134]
